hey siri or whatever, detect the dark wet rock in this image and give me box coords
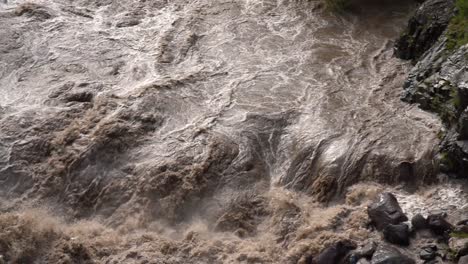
[458,219,468,226]
[383,224,411,246]
[419,245,438,261]
[412,213,428,230]
[459,255,468,264]
[395,0,455,61]
[64,91,94,103]
[359,242,378,259]
[313,240,357,264]
[427,213,454,236]
[367,193,408,230]
[346,242,377,264]
[370,245,415,264]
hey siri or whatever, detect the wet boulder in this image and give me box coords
[346,242,377,264]
[367,193,408,230]
[313,240,357,264]
[411,213,428,230]
[359,242,378,259]
[370,245,415,264]
[427,213,454,236]
[383,224,411,246]
[419,245,438,261]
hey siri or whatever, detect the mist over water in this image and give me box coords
[0,0,464,263]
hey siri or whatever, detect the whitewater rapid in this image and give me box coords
[0,0,464,263]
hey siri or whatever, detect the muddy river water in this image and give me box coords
[0,0,466,263]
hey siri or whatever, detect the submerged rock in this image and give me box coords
[367,193,408,230]
[383,224,411,246]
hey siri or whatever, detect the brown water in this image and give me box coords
[0,0,464,263]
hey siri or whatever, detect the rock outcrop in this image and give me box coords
[395,0,455,61]
[396,0,468,178]
[367,192,408,230]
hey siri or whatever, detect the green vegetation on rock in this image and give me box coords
[451,231,468,239]
[447,0,468,50]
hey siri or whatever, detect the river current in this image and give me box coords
[0,0,465,263]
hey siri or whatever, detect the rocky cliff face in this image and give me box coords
[395,0,456,61]
[396,0,468,178]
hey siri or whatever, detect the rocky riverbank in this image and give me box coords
[309,189,468,264]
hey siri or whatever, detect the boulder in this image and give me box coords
[346,242,378,264]
[419,245,438,261]
[411,213,428,230]
[427,213,454,236]
[359,242,378,259]
[383,224,411,246]
[367,193,408,230]
[370,245,415,264]
[313,240,357,264]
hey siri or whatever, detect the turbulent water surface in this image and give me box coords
[0,0,465,263]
